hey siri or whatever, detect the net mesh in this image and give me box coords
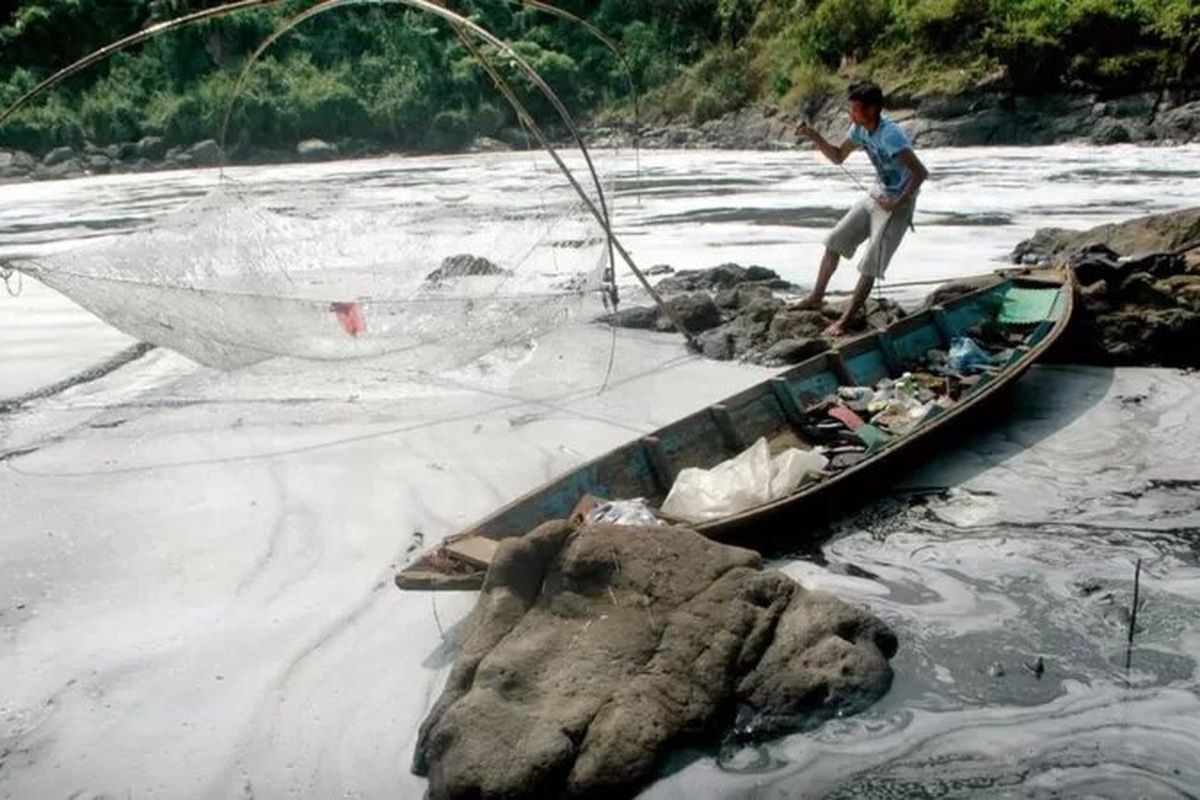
[17,159,613,373]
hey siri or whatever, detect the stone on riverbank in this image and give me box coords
[0,149,35,180]
[297,138,339,162]
[413,521,897,800]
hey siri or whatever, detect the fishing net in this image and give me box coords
[15,157,615,374]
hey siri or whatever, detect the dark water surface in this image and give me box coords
[648,366,1200,798]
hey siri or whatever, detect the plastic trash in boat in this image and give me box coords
[660,438,827,524]
[948,337,992,373]
[585,498,663,527]
[837,386,873,412]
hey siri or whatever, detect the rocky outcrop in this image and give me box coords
[413,521,897,800]
[1006,207,1200,367]
[1012,207,1200,265]
[600,264,905,365]
[655,263,794,294]
[588,88,1200,151]
[426,253,512,282]
[1057,246,1200,367]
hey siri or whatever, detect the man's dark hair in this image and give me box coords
[848,81,884,108]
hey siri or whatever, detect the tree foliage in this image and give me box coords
[0,0,1195,153]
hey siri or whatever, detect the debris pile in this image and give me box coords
[793,333,1015,471]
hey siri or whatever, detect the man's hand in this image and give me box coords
[794,120,816,140]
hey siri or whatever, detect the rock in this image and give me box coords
[413,522,896,799]
[600,305,658,330]
[135,136,168,160]
[187,139,222,166]
[1011,207,1200,264]
[1155,275,1200,311]
[656,263,785,293]
[645,264,674,276]
[697,328,734,360]
[164,146,184,161]
[33,160,84,180]
[762,337,830,365]
[171,153,194,168]
[1078,279,1112,314]
[716,284,781,314]
[427,254,511,282]
[769,309,827,341]
[296,138,338,162]
[0,149,35,178]
[1068,244,1125,287]
[1090,121,1133,145]
[656,292,721,333]
[86,154,112,174]
[1123,250,1186,279]
[863,297,907,330]
[1153,100,1200,142]
[1120,272,1175,307]
[42,146,76,167]
[466,136,512,153]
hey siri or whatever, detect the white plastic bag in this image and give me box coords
[660,438,827,523]
[770,447,829,497]
[585,498,663,527]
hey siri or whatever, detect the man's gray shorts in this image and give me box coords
[824,194,916,279]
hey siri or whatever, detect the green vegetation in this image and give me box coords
[1,0,1197,154]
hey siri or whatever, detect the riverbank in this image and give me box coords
[3,86,1198,184]
[593,88,1200,151]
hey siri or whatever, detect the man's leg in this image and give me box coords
[792,247,840,309]
[825,273,875,336]
[792,199,870,310]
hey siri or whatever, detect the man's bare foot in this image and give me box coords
[788,295,824,311]
[823,320,848,337]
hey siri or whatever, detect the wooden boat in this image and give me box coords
[397,267,1074,590]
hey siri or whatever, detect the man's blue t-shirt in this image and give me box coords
[848,116,913,197]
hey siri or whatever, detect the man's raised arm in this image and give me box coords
[795,121,854,165]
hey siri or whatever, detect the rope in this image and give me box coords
[1,260,21,297]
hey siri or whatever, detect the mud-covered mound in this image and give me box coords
[413,521,897,800]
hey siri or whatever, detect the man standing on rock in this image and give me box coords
[792,81,927,336]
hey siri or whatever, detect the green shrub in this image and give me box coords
[780,61,839,116]
[907,0,991,52]
[806,0,894,67]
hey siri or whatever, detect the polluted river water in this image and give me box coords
[2,145,1200,798]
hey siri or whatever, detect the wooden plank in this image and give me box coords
[395,567,485,591]
[444,535,500,568]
